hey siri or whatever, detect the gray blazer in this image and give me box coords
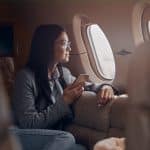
[12,67,105,129]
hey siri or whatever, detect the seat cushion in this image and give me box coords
[110,96,128,129]
[65,123,106,150]
[73,91,114,132]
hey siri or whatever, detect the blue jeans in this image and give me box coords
[9,127,87,150]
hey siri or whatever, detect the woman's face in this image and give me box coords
[53,31,71,63]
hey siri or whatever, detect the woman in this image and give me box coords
[12,24,115,150]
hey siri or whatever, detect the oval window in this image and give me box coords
[148,20,150,34]
[87,24,115,80]
[141,5,150,40]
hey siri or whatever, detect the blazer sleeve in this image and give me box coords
[12,69,72,129]
[62,67,119,94]
[84,82,119,94]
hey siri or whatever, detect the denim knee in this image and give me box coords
[57,131,75,144]
[9,127,76,150]
[42,131,76,150]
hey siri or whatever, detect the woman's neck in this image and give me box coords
[48,63,57,79]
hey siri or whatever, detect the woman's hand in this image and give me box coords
[97,85,114,106]
[94,137,125,150]
[63,82,84,105]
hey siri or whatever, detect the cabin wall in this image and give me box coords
[0,3,19,67]
[0,3,16,22]
[0,0,138,90]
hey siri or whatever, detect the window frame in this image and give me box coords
[81,23,116,80]
[142,5,150,41]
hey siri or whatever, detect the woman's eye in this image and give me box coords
[58,41,71,48]
[62,42,68,47]
[62,42,66,46]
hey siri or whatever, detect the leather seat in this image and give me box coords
[66,92,128,150]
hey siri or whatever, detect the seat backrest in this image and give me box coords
[126,41,150,150]
[0,67,21,150]
[0,57,15,98]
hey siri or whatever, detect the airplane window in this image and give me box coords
[148,21,150,34]
[87,24,115,80]
[141,5,150,41]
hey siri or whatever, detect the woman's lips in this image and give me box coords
[66,54,70,57]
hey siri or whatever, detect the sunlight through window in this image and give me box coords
[148,21,150,34]
[87,24,115,80]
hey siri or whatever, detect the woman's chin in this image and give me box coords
[65,59,69,63]
[61,58,70,63]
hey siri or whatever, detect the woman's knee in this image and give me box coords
[58,131,75,144]
[43,131,76,150]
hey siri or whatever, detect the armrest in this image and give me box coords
[72,92,129,132]
[72,91,113,132]
[110,95,128,129]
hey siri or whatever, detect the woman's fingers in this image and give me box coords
[63,83,84,104]
[70,81,85,89]
[98,89,108,104]
[97,86,114,105]
[73,85,84,97]
[103,88,109,100]
[100,88,105,99]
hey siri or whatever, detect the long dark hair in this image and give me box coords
[27,24,66,104]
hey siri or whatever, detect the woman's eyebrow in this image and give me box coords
[55,39,70,43]
[60,40,69,42]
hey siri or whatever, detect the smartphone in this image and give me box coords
[73,74,89,85]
